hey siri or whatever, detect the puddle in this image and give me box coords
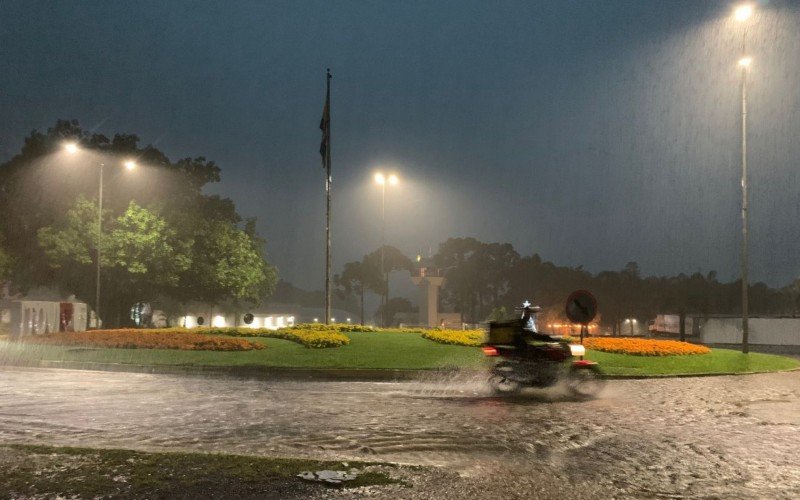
[747,399,800,425]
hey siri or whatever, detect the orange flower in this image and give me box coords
[22,330,264,351]
[583,337,709,356]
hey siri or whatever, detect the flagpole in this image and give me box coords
[325,68,332,325]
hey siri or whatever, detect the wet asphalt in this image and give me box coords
[0,366,798,499]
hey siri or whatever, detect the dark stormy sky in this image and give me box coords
[2,0,799,291]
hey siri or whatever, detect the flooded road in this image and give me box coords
[1,367,798,498]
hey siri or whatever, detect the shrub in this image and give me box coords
[22,330,263,351]
[421,329,484,347]
[287,323,377,333]
[380,327,427,334]
[583,337,710,356]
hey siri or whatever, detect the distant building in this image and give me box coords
[0,297,88,337]
[174,303,353,330]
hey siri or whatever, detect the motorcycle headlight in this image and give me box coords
[569,344,586,357]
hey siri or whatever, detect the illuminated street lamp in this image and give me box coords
[63,143,137,328]
[734,4,753,22]
[734,3,754,353]
[374,171,399,326]
[625,318,637,336]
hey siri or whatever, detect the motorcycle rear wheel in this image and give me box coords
[566,366,605,399]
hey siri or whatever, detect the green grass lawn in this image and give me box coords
[1,333,797,376]
[586,348,800,376]
[0,332,485,370]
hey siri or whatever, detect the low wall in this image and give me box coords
[704,343,800,355]
[700,318,800,346]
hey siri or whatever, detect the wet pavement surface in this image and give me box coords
[0,367,798,499]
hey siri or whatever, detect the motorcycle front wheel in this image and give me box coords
[488,362,522,395]
[566,365,605,399]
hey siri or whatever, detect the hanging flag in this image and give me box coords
[319,80,330,168]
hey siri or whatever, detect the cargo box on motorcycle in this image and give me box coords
[485,320,521,345]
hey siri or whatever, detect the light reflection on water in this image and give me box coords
[0,366,602,468]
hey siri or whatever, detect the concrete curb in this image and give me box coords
[3,359,798,381]
[598,366,800,380]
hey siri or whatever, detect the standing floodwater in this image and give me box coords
[0,367,798,498]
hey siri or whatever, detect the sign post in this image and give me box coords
[565,290,598,347]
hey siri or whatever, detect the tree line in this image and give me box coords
[337,237,800,332]
[0,120,277,327]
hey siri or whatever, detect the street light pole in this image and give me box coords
[380,179,386,326]
[374,172,398,327]
[96,162,104,328]
[64,143,138,329]
[734,4,753,354]
[740,53,749,354]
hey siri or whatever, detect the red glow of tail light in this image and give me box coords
[482,346,499,356]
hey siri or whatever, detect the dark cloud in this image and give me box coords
[1,0,799,288]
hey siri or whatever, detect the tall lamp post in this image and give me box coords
[64,143,137,328]
[374,172,398,326]
[734,4,753,353]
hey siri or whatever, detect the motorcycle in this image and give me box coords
[482,319,605,398]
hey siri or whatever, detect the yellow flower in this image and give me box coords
[421,329,484,347]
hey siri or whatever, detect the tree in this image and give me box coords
[38,198,193,326]
[0,236,12,284]
[1,119,278,325]
[1,120,236,290]
[435,238,519,323]
[177,220,277,306]
[361,245,413,326]
[434,237,486,322]
[376,297,415,327]
[335,261,367,324]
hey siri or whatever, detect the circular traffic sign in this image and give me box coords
[565,290,598,325]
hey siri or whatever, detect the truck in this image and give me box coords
[648,314,696,337]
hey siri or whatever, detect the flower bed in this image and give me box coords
[210,328,349,348]
[287,323,377,333]
[159,327,350,348]
[284,323,378,332]
[583,337,710,356]
[421,329,484,347]
[368,327,425,334]
[22,331,263,351]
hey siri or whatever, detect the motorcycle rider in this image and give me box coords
[514,300,551,357]
[520,300,538,333]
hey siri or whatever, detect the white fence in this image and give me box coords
[700,318,800,346]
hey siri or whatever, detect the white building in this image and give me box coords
[0,299,88,337]
[175,304,355,330]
